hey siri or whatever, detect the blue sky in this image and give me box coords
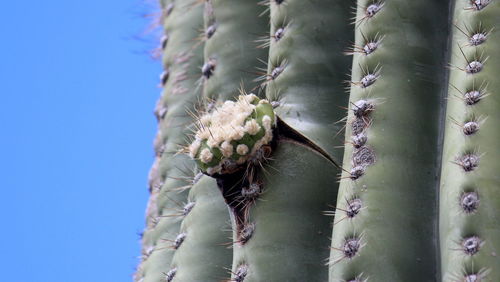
[0,1,161,281]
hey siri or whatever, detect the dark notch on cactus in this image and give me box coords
[461,236,482,255]
[460,191,479,213]
[202,59,216,78]
[164,267,177,282]
[274,0,284,5]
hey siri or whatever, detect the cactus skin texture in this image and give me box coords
[168,175,232,281]
[440,1,500,281]
[229,139,337,281]
[139,0,500,281]
[329,1,450,281]
[265,0,353,162]
[202,0,269,101]
[137,1,230,281]
[222,1,353,280]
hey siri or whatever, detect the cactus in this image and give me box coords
[329,1,450,280]
[440,1,500,281]
[139,0,500,281]
[136,1,231,281]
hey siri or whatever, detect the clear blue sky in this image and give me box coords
[0,1,161,281]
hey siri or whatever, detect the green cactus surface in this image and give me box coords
[439,1,500,281]
[168,175,232,281]
[202,0,269,101]
[265,0,353,162]
[138,0,500,281]
[329,1,450,281]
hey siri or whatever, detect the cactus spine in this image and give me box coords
[137,1,231,281]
